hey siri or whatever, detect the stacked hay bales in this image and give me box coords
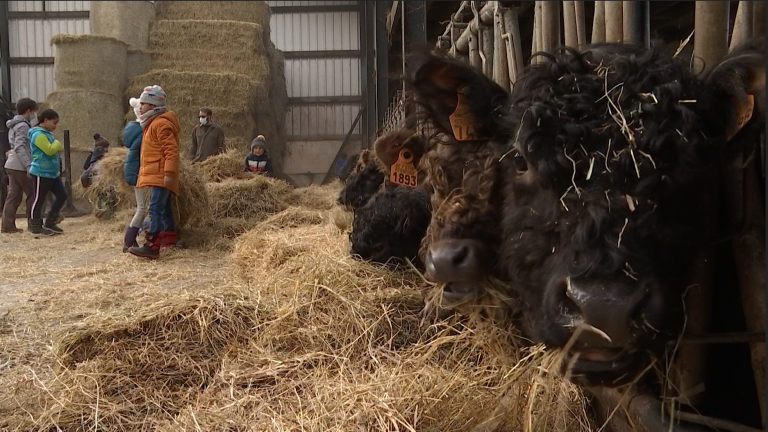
[48,34,130,210]
[127,1,287,173]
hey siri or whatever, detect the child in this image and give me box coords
[28,109,67,235]
[1,97,37,233]
[245,135,273,177]
[80,132,110,188]
[128,85,181,260]
[121,98,148,252]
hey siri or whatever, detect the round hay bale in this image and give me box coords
[90,1,156,50]
[148,20,269,80]
[127,48,152,80]
[48,90,124,151]
[52,34,128,95]
[156,1,270,28]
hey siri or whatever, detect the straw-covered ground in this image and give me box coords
[0,159,594,431]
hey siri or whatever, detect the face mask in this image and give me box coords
[199,117,209,126]
[28,113,38,126]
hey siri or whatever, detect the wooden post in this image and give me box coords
[502,7,524,82]
[480,16,494,78]
[622,0,643,44]
[731,1,754,51]
[493,3,510,91]
[574,1,586,46]
[605,1,624,43]
[563,1,578,47]
[694,1,730,74]
[532,1,542,63]
[592,1,606,43]
[469,31,482,69]
[541,0,560,53]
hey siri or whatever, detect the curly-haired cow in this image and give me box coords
[406,38,765,427]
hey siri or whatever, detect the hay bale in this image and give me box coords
[52,34,128,95]
[127,70,265,111]
[148,20,269,80]
[90,1,156,50]
[285,183,340,211]
[47,90,124,151]
[126,48,152,80]
[205,176,293,220]
[156,1,270,28]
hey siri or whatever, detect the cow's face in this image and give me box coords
[336,149,385,210]
[402,49,515,314]
[498,42,764,386]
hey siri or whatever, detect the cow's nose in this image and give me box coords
[425,239,484,283]
[557,277,659,347]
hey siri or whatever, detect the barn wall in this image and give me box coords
[4,0,90,103]
[267,0,363,187]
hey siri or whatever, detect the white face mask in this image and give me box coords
[28,112,38,126]
[199,117,209,126]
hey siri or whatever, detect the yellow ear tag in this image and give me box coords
[725,94,755,141]
[449,90,478,141]
[390,148,418,188]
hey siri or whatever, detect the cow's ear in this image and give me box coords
[407,49,509,141]
[374,129,428,169]
[705,38,765,141]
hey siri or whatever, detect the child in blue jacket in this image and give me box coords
[121,98,148,252]
[28,109,66,235]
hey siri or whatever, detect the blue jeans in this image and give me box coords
[148,186,174,233]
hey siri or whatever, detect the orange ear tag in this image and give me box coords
[449,90,478,141]
[390,148,418,188]
[725,94,755,141]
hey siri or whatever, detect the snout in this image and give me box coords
[425,239,486,283]
[547,276,666,385]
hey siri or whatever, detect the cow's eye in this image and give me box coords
[513,151,528,173]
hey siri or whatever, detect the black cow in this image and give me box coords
[336,149,385,210]
[406,38,765,428]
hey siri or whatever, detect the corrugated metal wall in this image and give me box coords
[268,0,363,186]
[4,1,90,103]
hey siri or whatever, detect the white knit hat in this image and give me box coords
[139,85,167,107]
[129,97,141,121]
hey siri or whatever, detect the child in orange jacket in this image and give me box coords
[128,85,180,260]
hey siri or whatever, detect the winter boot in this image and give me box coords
[157,230,177,248]
[44,215,64,234]
[123,225,141,253]
[129,233,160,259]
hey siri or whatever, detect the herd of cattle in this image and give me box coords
[336,38,765,430]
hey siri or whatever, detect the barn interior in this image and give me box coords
[0,1,764,431]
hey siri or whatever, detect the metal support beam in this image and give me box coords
[694,1,730,74]
[0,2,11,104]
[622,0,643,44]
[364,0,376,145]
[358,1,369,150]
[403,1,426,118]
[375,1,390,132]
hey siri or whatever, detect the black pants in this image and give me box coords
[30,175,67,223]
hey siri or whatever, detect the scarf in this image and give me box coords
[139,106,168,129]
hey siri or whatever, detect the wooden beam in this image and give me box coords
[0,2,11,103]
[8,10,89,19]
[287,96,362,105]
[270,5,358,14]
[283,50,360,59]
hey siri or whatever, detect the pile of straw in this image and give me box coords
[76,147,213,228]
[205,176,293,219]
[0,216,591,431]
[194,148,248,182]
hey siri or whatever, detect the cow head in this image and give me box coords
[336,149,385,210]
[497,40,765,387]
[403,48,517,316]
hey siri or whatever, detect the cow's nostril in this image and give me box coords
[425,239,483,283]
[451,245,470,267]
